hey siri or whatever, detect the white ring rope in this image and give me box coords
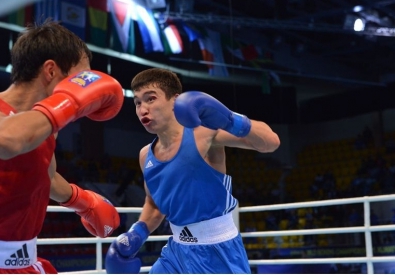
[43,194,395,274]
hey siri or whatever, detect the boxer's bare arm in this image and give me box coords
[139,184,165,232]
[0,70,124,161]
[0,111,52,160]
[49,153,120,238]
[138,145,165,231]
[105,145,163,273]
[48,153,72,203]
[50,173,73,203]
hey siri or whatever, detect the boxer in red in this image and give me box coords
[0,19,123,274]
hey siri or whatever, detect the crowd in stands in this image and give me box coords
[232,126,395,249]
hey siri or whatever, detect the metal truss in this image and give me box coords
[161,11,395,37]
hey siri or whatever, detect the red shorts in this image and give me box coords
[0,258,57,274]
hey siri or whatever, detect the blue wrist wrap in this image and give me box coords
[129,221,150,244]
[227,112,251,137]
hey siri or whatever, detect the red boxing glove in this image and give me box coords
[60,184,120,238]
[33,70,124,133]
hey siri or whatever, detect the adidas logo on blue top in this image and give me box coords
[179,226,198,243]
[145,160,153,168]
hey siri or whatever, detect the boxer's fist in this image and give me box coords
[105,251,141,274]
[60,184,120,238]
[33,70,124,133]
[174,91,251,137]
[105,221,149,274]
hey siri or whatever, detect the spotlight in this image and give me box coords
[353,5,364,13]
[5,64,12,73]
[344,14,362,30]
[122,89,134,98]
[354,18,365,31]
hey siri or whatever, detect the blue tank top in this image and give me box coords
[143,127,238,226]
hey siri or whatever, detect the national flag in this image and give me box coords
[269,71,281,85]
[223,36,261,61]
[87,0,108,47]
[251,51,274,67]
[198,29,228,77]
[34,0,60,22]
[162,24,183,54]
[135,4,164,53]
[179,22,202,42]
[240,44,260,61]
[8,4,33,27]
[60,0,86,40]
[34,0,86,40]
[261,71,281,94]
[108,0,135,54]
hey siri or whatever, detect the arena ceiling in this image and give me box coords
[158,0,395,100]
[69,0,395,106]
[106,0,395,123]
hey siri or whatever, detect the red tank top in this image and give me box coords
[0,99,55,241]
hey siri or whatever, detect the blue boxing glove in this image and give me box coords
[174,91,251,137]
[105,221,150,274]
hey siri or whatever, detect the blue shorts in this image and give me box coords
[149,234,251,274]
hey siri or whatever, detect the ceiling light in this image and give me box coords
[354,18,365,31]
[5,64,12,73]
[123,89,134,98]
[353,5,364,13]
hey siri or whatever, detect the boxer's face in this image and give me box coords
[133,84,176,134]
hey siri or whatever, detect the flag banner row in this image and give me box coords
[4,0,275,78]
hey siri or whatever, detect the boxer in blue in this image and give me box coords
[105,68,280,274]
